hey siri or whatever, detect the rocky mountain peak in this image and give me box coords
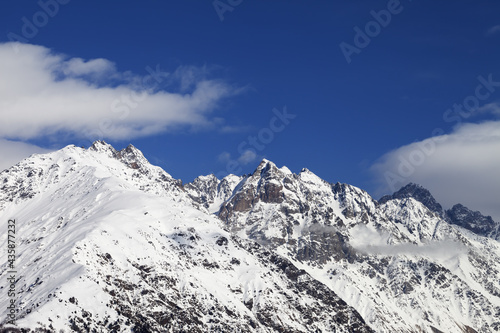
[88,141,150,171]
[114,144,150,170]
[184,174,220,207]
[88,140,117,157]
[252,158,279,178]
[192,173,219,185]
[185,174,245,214]
[446,203,499,239]
[332,182,377,220]
[379,182,443,214]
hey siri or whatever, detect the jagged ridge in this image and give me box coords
[0,142,499,333]
[0,142,372,333]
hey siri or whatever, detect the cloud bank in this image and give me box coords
[0,42,238,143]
[371,118,500,222]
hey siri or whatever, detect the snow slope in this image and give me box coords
[0,142,371,332]
[1,142,499,332]
[210,159,500,332]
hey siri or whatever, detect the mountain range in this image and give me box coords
[0,141,499,332]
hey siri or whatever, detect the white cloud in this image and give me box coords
[0,42,237,142]
[371,120,500,222]
[62,58,115,76]
[0,139,52,172]
[238,149,257,165]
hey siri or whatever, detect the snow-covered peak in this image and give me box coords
[279,165,292,175]
[0,141,185,214]
[88,140,118,157]
[113,144,150,170]
[197,174,219,182]
[379,182,443,214]
[332,182,377,220]
[185,173,246,214]
[221,173,243,184]
[184,174,220,206]
[446,203,499,239]
[298,167,326,185]
[251,158,279,178]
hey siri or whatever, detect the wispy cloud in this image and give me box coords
[349,224,467,258]
[219,125,253,134]
[371,120,500,222]
[218,151,232,163]
[0,42,239,142]
[487,25,500,36]
[478,102,500,116]
[217,149,257,166]
[238,149,257,165]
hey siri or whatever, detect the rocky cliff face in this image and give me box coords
[446,203,499,240]
[185,173,244,214]
[378,183,443,215]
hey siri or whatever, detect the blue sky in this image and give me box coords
[1,0,500,220]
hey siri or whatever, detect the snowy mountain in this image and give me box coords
[378,183,443,215]
[1,142,499,332]
[0,142,371,332]
[208,159,500,332]
[446,204,500,241]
